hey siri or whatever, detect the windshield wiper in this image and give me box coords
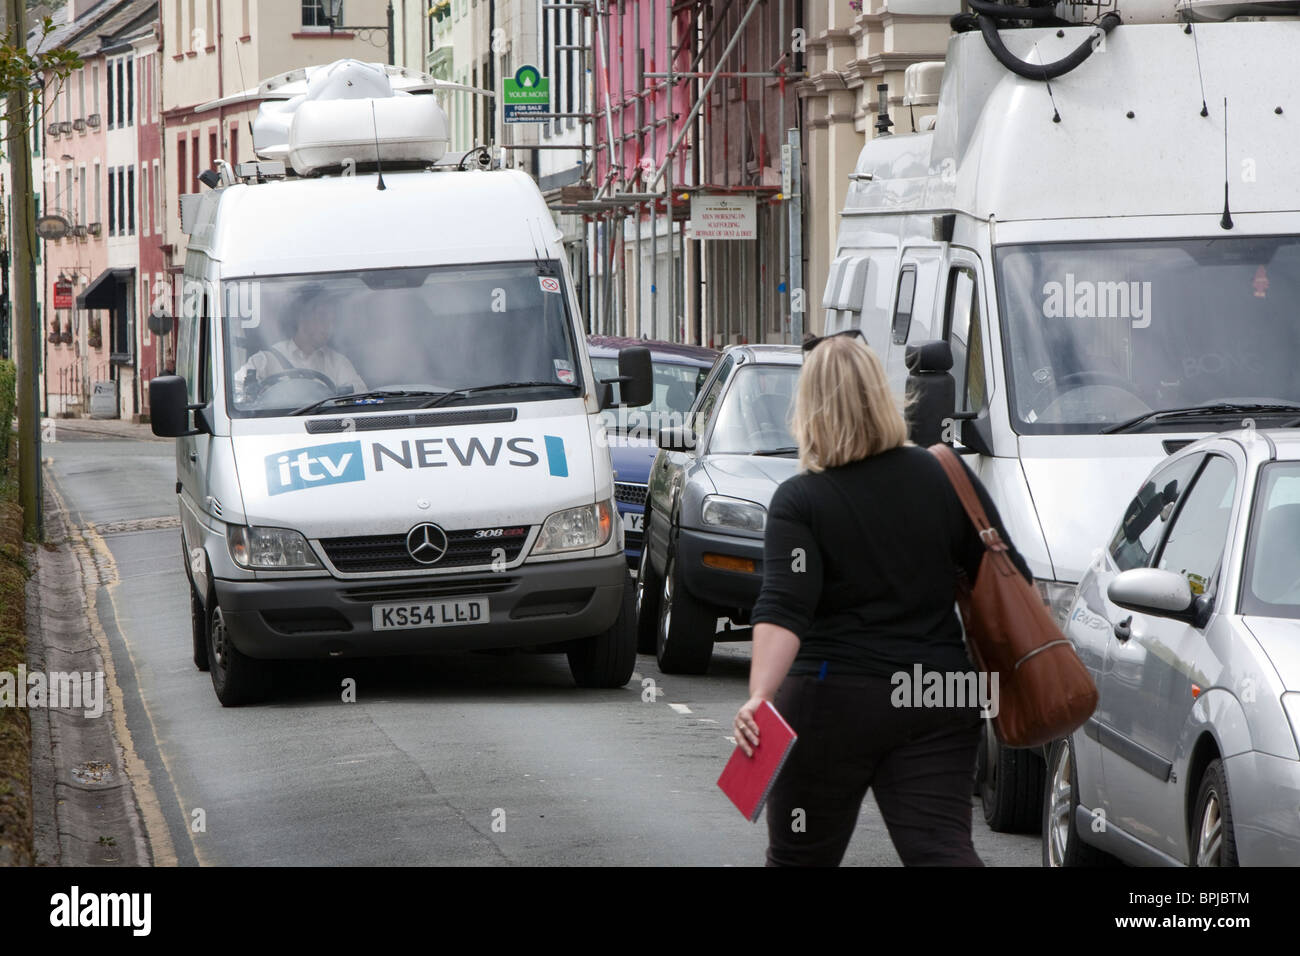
[419,381,581,409]
[751,446,799,457]
[1101,402,1300,435]
[290,389,445,416]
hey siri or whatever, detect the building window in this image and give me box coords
[108,168,116,235]
[128,166,135,235]
[79,165,86,226]
[302,0,337,28]
[92,64,99,117]
[191,132,199,191]
[209,129,217,168]
[153,159,161,233]
[116,59,125,128]
[117,167,126,237]
[140,165,149,236]
[175,0,183,53]
[177,137,187,202]
[93,162,101,226]
[78,68,85,118]
[143,277,152,346]
[106,61,114,128]
[126,57,133,126]
[230,124,239,166]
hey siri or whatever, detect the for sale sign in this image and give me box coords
[688,195,757,240]
[53,280,73,309]
[503,65,550,125]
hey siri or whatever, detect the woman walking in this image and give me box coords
[732,332,1031,867]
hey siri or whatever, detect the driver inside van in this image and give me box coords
[236,293,367,402]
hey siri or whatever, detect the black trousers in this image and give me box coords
[765,673,984,867]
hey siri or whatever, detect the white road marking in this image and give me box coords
[668,703,692,715]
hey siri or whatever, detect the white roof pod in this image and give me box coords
[250,59,449,175]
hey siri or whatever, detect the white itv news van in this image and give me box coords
[825,3,1300,829]
[151,59,652,705]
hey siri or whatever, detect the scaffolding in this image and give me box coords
[518,0,805,347]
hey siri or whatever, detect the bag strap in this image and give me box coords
[928,444,1008,555]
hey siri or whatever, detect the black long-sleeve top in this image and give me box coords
[750,445,1033,678]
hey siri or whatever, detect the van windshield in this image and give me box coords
[222,262,581,418]
[996,237,1300,434]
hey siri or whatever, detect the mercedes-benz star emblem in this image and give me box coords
[406,523,449,565]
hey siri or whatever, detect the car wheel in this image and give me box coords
[1042,737,1115,866]
[634,541,663,655]
[981,719,1045,833]
[655,549,716,675]
[567,579,637,688]
[1192,759,1238,867]
[207,600,271,707]
[190,582,210,672]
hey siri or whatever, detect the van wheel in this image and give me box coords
[655,550,716,675]
[634,544,663,654]
[568,580,637,688]
[207,602,271,706]
[190,583,210,672]
[980,720,1045,833]
[1192,759,1238,867]
[1042,738,1115,866]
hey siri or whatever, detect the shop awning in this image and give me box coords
[77,267,133,310]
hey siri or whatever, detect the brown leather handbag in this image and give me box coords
[929,445,1098,749]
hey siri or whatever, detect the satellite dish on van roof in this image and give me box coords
[249,59,449,175]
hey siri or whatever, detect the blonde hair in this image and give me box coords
[792,335,907,472]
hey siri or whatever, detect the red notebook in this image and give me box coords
[717,701,798,822]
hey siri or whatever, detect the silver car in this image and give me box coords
[1044,427,1300,866]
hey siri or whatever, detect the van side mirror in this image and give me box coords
[904,341,955,447]
[599,347,653,409]
[150,375,211,438]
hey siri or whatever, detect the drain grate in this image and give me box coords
[71,760,115,784]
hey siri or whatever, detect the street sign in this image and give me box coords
[53,281,73,310]
[503,65,550,125]
[35,214,70,241]
[688,195,757,240]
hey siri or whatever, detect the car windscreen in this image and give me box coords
[593,357,709,432]
[708,365,800,455]
[995,237,1300,434]
[1242,461,1300,620]
[222,262,580,417]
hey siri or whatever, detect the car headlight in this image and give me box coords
[533,500,615,554]
[701,495,767,533]
[1035,579,1076,629]
[1282,693,1300,756]
[228,525,322,570]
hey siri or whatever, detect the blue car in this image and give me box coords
[589,336,718,569]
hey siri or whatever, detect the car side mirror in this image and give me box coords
[657,426,696,452]
[1107,568,1197,623]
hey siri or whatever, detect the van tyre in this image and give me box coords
[655,550,716,675]
[980,720,1045,833]
[1042,738,1115,866]
[207,601,272,706]
[190,582,210,671]
[1192,759,1238,867]
[568,579,637,688]
[634,545,663,655]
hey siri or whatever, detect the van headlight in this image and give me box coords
[532,500,614,554]
[1035,579,1076,628]
[702,495,766,533]
[228,525,322,569]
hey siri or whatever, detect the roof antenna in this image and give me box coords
[1221,97,1234,231]
[1032,43,1061,123]
[1185,22,1209,117]
[371,100,387,191]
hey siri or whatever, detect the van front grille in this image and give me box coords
[614,482,647,506]
[319,527,530,573]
